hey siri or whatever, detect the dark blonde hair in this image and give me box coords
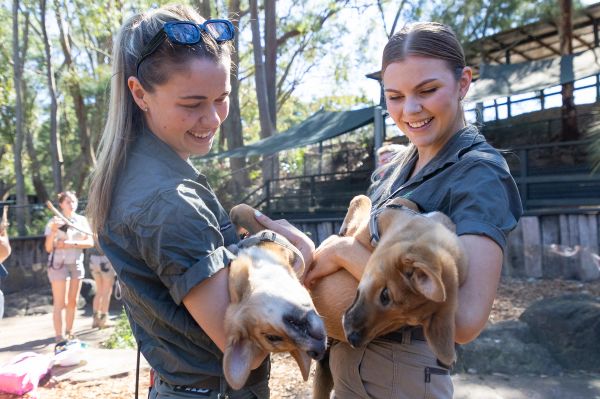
[382,22,465,79]
[371,22,467,205]
[88,4,232,234]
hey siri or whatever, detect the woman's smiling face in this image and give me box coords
[141,57,231,159]
[383,55,471,156]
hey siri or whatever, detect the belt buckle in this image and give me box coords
[218,394,229,399]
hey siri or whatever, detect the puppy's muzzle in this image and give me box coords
[285,309,327,360]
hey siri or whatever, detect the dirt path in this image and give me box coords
[0,278,599,398]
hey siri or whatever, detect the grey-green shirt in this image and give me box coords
[378,125,522,250]
[99,129,238,387]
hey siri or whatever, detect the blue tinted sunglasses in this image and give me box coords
[136,19,235,76]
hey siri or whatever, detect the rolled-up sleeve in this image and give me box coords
[445,159,522,251]
[130,188,236,305]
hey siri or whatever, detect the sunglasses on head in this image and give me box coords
[136,19,235,77]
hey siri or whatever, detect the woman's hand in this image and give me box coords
[253,210,315,276]
[50,217,64,233]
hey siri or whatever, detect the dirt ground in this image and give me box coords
[2,277,600,399]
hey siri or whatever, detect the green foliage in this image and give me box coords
[102,309,136,349]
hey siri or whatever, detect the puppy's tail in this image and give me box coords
[313,347,334,399]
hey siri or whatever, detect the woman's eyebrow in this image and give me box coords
[384,78,438,93]
[179,95,208,100]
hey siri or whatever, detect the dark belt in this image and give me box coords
[380,327,454,370]
[160,358,270,392]
[379,326,426,343]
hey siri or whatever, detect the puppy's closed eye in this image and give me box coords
[265,334,284,343]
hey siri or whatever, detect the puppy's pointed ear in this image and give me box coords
[290,349,312,381]
[223,336,263,390]
[411,262,446,302]
[228,256,252,304]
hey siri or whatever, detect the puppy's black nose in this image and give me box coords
[307,350,321,360]
[346,331,363,348]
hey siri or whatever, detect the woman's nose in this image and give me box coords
[201,105,221,129]
[404,97,422,114]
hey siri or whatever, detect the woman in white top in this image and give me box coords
[44,191,94,342]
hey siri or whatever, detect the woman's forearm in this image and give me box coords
[335,237,371,281]
[455,235,503,344]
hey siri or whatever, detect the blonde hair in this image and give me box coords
[370,22,466,205]
[87,4,232,234]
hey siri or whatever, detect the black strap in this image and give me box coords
[135,341,140,399]
[236,230,305,272]
[369,202,416,247]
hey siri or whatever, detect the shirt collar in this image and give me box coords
[410,125,484,181]
[136,128,201,181]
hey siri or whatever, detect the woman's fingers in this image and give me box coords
[254,210,315,268]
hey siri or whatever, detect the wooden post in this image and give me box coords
[521,216,543,278]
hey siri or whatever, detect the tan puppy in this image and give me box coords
[225,205,327,390]
[341,195,468,366]
[309,195,466,399]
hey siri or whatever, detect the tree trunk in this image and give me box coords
[12,0,27,235]
[198,0,211,19]
[221,0,250,199]
[25,129,49,203]
[250,0,276,183]
[54,0,96,188]
[559,0,579,141]
[264,0,277,128]
[40,0,63,194]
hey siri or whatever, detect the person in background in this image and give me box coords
[44,191,94,342]
[305,22,522,399]
[88,246,116,328]
[86,5,314,398]
[0,206,11,320]
[374,143,408,180]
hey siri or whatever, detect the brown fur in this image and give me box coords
[225,205,326,390]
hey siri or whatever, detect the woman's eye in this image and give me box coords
[421,88,437,95]
[388,95,404,101]
[181,103,201,109]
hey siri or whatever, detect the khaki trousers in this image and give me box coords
[330,335,453,399]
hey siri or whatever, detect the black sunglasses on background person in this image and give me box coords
[136,19,235,77]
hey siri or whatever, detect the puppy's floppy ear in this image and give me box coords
[290,349,312,381]
[223,335,263,390]
[228,256,252,304]
[423,310,456,366]
[410,262,446,302]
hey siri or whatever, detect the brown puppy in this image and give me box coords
[225,205,326,390]
[309,195,466,399]
[341,195,468,366]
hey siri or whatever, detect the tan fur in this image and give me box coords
[225,206,326,390]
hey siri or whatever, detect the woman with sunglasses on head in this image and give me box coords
[87,5,313,399]
[304,22,522,398]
